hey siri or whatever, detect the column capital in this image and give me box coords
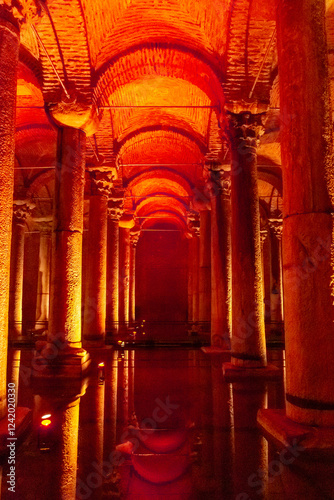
[268,218,283,240]
[187,210,200,237]
[89,169,116,197]
[13,200,34,226]
[260,228,268,247]
[130,226,141,247]
[207,168,231,199]
[0,0,40,23]
[224,111,266,148]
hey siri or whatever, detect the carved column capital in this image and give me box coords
[0,0,41,23]
[260,228,268,247]
[268,218,283,240]
[108,189,125,221]
[13,200,34,226]
[187,210,200,237]
[89,169,114,198]
[207,167,231,199]
[130,227,141,247]
[225,111,266,149]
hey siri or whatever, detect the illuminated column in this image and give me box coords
[226,112,267,368]
[187,237,193,322]
[104,350,118,454]
[268,219,283,325]
[198,209,211,329]
[119,226,131,330]
[9,202,33,338]
[35,220,52,332]
[208,167,231,348]
[192,233,200,323]
[106,193,123,334]
[0,6,19,419]
[83,170,113,342]
[275,0,334,425]
[129,228,140,325]
[187,211,200,323]
[260,228,268,321]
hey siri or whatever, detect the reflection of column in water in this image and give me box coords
[79,377,105,499]
[123,351,129,425]
[128,350,135,417]
[211,359,234,500]
[195,354,214,493]
[54,398,81,500]
[8,349,20,406]
[267,350,285,410]
[232,382,268,499]
[104,350,118,457]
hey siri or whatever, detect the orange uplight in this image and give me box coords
[41,414,51,420]
[41,419,51,427]
[118,340,122,344]
[98,362,105,368]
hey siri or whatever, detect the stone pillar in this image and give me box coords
[226,112,267,368]
[260,228,268,321]
[0,6,19,419]
[129,228,140,325]
[187,211,200,324]
[83,170,113,342]
[119,227,131,330]
[106,193,123,334]
[9,202,33,338]
[198,209,211,330]
[276,0,334,426]
[35,220,52,332]
[208,167,232,348]
[34,127,89,376]
[268,219,283,325]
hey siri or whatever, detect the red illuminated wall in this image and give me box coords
[135,223,188,328]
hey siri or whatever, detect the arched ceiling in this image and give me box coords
[15,0,326,231]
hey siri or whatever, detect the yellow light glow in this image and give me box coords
[41,419,51,427]
[41,414,52,419]
[98,362,104,367]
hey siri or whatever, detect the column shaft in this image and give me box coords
[35,229,51,331]
[210,170,231,348]
[106,217,120,333]
[49,127,86,349]
[198,210,211,328]
[119,227,130,328]
[83,191,109,341]
[129,244,136,325]
[228,112,266,367]
[187,238,194,322]
[277,0,334,425]
[9,221,25,338]
[0,8,19,418]
[192,236,200,322]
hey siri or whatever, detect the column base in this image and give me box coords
[201,346,231,355]
[0,407,31,455]
[257,409,334,460]
[32,344,91,379]
[222,362,281,381]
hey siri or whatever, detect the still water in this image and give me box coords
[2,348,334,499]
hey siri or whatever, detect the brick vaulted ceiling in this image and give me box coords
[16,0,334,226]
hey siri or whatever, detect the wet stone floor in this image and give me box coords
[1,348,334,499]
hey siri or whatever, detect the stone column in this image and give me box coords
[34,127,89,376]
[226,112,267,368]
[129,228,140,325]
[208,167,232,348]
[0,6,19,419]
[106,192,124,335]
[275,0,334,426]
[9,202,33,338]
[119,226,131,330]
[187,211,200,324]
[83,170,113,342]
[260,228,268,322]
[198,209,211,330]
[268,219,283,325]
[35,220,52,332]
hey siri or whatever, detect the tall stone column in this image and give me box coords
[106,193,123,335]
[260,228,268,322]
[273,0,333,426]
[0,6,19,419]
[83,170,113,342]
[35,220,52,332]
[129,228,140,325]
[208,167,232,348]
[225,112,267,369]
[187,211,200,324]
[119,226,131,330]
[198,209,211,330]
[33,127,90,376]
[268,219,283,325]
[9,202,33,338]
